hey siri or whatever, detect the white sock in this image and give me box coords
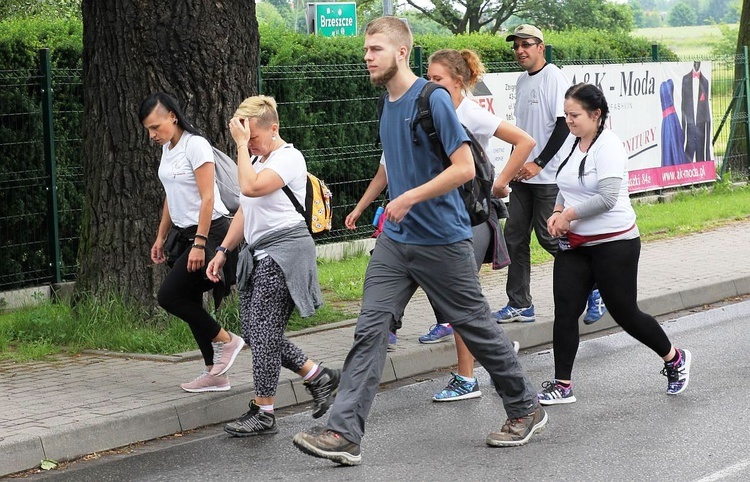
[258,404,274,412]
[457,374,476,383]
[303,364,320,381]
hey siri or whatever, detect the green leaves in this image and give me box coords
[40,459,58,470]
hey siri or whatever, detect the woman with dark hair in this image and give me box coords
[538,83,691,405]
[139,92,244,393]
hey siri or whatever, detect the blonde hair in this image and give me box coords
[428,49,486,93]
[233,95,279,128]
[365,16,413,58]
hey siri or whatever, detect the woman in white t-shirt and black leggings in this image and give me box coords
[538,83,691,406]
[140,93,244,393]
[206,96,339,437]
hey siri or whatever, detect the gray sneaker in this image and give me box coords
[293,429,362,466]
[224,401,278,437]
[304,367,341,419]
[486,406,548,447]
[180,369,230,393]
[210,332,245,376]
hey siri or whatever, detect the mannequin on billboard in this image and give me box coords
[681,61,711,162]
[659,78,688,166]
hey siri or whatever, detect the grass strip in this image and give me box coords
[2,182,749,361]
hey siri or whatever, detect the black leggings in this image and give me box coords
[552,237,672,380]
[158,218,228,366]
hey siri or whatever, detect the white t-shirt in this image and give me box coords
[240,144,307,245]
[556,129,636,236]
[456,96,503,154]
[514,63,569,185]
[158,132,229,228]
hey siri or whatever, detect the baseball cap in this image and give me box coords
[506,24,544,43]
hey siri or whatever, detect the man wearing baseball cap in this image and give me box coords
[505,24,545,44]
[493,25,607,326]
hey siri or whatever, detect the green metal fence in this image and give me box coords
[0,50,82,291]
[1,47,748,292]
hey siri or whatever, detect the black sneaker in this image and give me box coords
[293,428,362,466]
[224,401,278,437]
[486,406,548,447]
[304,367,341,419]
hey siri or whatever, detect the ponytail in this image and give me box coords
[556,137,580,178]
[428,48,485,93]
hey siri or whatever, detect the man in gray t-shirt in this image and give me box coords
[493,24,607,326]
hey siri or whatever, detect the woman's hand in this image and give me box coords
[228,117,250,148]
[187,246,206,272]
[548,211,570,238]
[206,252,227,282]
[492,182,510,199]
[151,238,166,264]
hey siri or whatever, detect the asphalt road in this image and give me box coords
[28,300,750,481]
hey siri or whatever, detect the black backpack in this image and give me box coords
[376,82,494,226]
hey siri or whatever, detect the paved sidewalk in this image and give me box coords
[2,221,750,476]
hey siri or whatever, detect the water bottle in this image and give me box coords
[372,206,385,227]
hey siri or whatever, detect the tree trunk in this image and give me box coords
[726,0,749,175]
[78,0,258,310]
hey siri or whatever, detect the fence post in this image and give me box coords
[257,62,262,94]
[413,45,423,78]
[744,45,750,165]
[545,45,552,63]
[39,48,62,284]
[651,44,659,61]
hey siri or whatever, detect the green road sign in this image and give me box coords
[313,2,357,37]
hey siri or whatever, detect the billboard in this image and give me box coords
[478,62,716,193]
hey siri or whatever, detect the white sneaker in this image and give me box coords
[180,369,230,393]
[210,332,245,376]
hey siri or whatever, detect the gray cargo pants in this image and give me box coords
[326,234,538,445]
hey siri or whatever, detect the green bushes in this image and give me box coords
[0,18,83,69]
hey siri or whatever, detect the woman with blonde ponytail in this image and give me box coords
[415,48,536,402]
[539,83,691,406]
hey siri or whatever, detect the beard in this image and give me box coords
[370,60,398,87]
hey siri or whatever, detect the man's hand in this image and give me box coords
[514,161,542,181]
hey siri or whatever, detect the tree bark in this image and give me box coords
[726,0,749,175]
[78,0,258,309]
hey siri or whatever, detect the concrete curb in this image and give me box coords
[5,273,750,476]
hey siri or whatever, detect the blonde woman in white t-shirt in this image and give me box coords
[139,92,244,394]
[206,95,339,437]
[538,83,691,406]
[421,49,535,401]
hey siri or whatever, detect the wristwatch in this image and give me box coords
[533,157,546,169]
[215,246,229,254]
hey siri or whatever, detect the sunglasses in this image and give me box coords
[511,42,540,51]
